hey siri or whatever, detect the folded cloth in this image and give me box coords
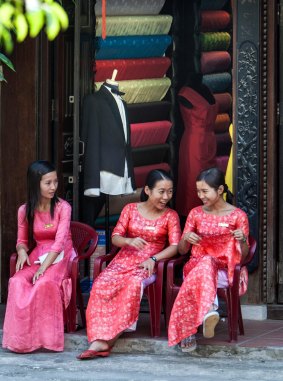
[95,15,173,36]
[201,10,231,32]
[95,0,166,16]
[34,251,64,265]
[94,57,171,82]
[95,35,172,60]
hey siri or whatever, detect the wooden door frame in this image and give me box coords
[233,0,279,309]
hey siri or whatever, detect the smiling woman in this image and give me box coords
[168,167,249,352]
[77,169,181,360]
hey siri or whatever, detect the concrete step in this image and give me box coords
[64,329,283,361]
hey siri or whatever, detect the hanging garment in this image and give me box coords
[176,87,218,216]
[81,84,136,196]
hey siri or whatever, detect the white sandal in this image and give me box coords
[180,335,197,352]
[203,311,220,338]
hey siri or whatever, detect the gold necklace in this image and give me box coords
[38,205,54,229]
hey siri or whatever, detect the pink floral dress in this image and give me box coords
[168,206,249,347]
[86,203,181,342]
[2,199,75,353]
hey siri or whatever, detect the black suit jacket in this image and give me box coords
[81,85,136,192]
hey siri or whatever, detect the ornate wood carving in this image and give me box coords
[234,1,260,252]
[234,0,263,304]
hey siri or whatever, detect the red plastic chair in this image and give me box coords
[69,221,98,329]
[9,221,98,333]
[217,235,257,341]
[93,246,169,337]
[165,234,257,342]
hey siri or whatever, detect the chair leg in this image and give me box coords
[165,291,174,329]
[147,284,159,337]
[77,278,86,328]
[230,284,240,342]
[238,300,244,335]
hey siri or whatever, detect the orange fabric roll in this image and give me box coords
[214,113,231,133]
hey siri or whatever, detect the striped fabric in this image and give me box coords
[95,0,166,16]
[95,78,171,104]
[200,32,231,51]
[96,15,173,36]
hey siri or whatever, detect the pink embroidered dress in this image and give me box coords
[86,203,181,342]
[2,199,75,353]
[168,206,249,347]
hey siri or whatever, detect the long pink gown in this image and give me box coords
[86,203,181,342]
[168,206,249,347]
[2,199,75,353]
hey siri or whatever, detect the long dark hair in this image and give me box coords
[140,169,173,202]
[26,160,59,247]
[196,167,234,204]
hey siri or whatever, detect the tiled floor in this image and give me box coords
[122,312,283,349]
[0,303,283,349]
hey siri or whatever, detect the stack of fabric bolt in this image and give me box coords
[198,0,233,173]
[93,0,174,225]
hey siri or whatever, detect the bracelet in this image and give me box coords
[150,256,157,262]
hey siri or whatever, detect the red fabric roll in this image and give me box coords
[201,51,231,74]
[201,11,231,32]
[214,92,232,113]
[216,132,232,156]
[134,163,170,188]
[216,155,229,174]
[131,120,172,148]
[214,113,231,133]
[94,57,171,81]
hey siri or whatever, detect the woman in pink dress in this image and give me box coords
[168,167,249,352]
[2,160,75,353]
[77,169,181,360]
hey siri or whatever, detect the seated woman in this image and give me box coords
[168,167,249,352]
[77,169,181,360]
[2,160,75,353]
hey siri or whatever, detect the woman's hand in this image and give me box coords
[126,237,148,250]
[16,250,30,272]
[138,258,155,276]
[32,268,45,285]
[183,232,201,245]
[231,229,246,243]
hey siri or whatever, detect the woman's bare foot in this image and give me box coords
[88,340,110,352]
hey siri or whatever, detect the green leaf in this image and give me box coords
[0,3,15,28]
[45,11,60,40]
[14,13,28,42]
[50,2,69,30]
[26,10,45,38]
[0,70,7,82]
[1,28,14,54]
[0,52,15,71]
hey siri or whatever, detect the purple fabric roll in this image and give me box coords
[201,51,231,74]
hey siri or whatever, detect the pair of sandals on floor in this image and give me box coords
[180,310,220,353]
